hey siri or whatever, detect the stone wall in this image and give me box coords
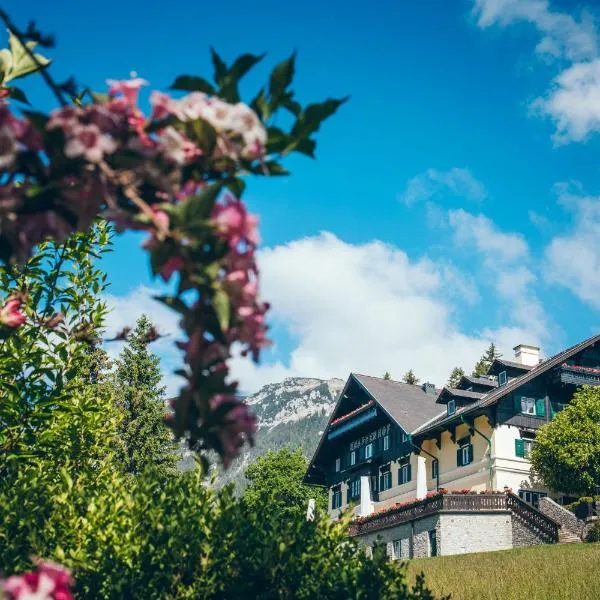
[438,512,512,556]
[413,515,439,558]
[511,514,547,547]
[538,497,584,538]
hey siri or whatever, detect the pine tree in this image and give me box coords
[447,367,465,388]
[472,342,501,378]
[113,314,179,477]
[383,371,392,380]
[402,369,419,385]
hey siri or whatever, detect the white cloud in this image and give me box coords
[448,209,529,263]
[102,285,185,396]
[472,0,600,143]
[544,184,600,309]
[473,0,598,61]
[401,168,487,206]
[228,232,542,393]
[446,209,548,339]
[532,59,600,143]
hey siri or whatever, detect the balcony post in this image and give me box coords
[359,475,374,517]
[416,454,427,499]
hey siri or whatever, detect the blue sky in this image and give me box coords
[12,0,600,393]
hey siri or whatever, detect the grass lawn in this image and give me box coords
[407,543,600,600]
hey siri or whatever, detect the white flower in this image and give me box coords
[64,123,117,163]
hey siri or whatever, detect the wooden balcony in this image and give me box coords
[555,364,600,387]
[348,493,559,543]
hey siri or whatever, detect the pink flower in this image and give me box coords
[64,124,116,163]
[0,295,26,327]
[212,196,260,248]
[158,127,201,165]
[150,91,177,121]
[210,395,257,467]
[1,560,74,600]
[47,106,83,135]
[159,255,184,282]
[0,125,16,169]
[106,77,148,107]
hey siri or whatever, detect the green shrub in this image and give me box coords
[586,521,600,543]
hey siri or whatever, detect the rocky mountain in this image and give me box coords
[209,376,344,489]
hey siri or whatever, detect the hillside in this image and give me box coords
[182,377,344,488]
[407,543,600,600]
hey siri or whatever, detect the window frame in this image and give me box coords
[335,457,341,472]
[393,539,403,560]
[383,433,390,451]
[498,370,507,386]
[349,478,361,499]
[431,458,439,480]
[380,470,392,491]
[521,396,536,415]
[332,487,342,509]
[399,462,410,485]
[447,399,456,416]
[460,445,470,465]
[350,450,357,466]
[365,442,374,459]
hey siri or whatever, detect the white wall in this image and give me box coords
[439,513,512,556]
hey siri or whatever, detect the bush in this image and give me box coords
[586,521,600,543]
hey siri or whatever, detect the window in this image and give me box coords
[457,439,473,467]
[332,487,342,509]
[431,458,439,480]
[335,457,341,472]
[392,539,406,560]
[365,442,374,459]
[380,470,392,491]
[518,489,547,508]
[349,478,361,499]
[521,397,536,415]
[383,434,390,451]
[428,530,438,557]
[498,370,507,386]
[350,450,357,466]
[447,399,456,416]
[401,432,409,442]
[515,434,535,458]
[398,457,412,485]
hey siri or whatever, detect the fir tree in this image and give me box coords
[383,371,392,380]
[472,342,501,378]
[402,369,419,385]
[113,314,179,477]
[447,367,465,388]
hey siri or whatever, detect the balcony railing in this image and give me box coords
[327,406,378,440]
[556,364,600,387]
[348,493,559,542]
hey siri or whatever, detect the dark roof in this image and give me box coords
[414,333,600,437]
[437,387,485,402]
[459,375,498,389]
[491,358,533,372]
[352,374,444,432]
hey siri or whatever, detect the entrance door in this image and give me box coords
[428,530,437,557]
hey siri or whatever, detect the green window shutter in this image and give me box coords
[468,444,474,464]
[407,464,412,482]
[513,395,522,413]
[457,448,462,467]
[515,438,525,458]
[550,401,557,418]
[535,398,546,417]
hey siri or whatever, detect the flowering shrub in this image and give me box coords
[0,560,73,599]
[0,14,346,466]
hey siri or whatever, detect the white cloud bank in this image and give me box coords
[230,232,543,392]
[472,0,600,143]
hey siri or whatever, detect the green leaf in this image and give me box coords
[21,110,49,132]
[182,181,223,224]
[170,75,216,94]
[154,295,188,315]
[225,178,246,198]
[269,52,295,110]
[210,48,228,86]
[292,137,316,158]
[6,86,29,105]
[229,53,265,83]
[0,49,13,84]
[281,93,302,117]
[291,96,349,138]
[212,287,230,331]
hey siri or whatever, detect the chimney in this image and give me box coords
[513,344,540,367]
[422,382,436,395]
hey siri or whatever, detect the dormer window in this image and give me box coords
[447,399,456,416]
[498,371,507,386]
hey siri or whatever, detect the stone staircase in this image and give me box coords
[558,527,583,544]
